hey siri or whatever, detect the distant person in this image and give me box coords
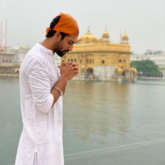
[15,13,79,165]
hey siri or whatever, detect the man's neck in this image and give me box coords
[40,39,57,52]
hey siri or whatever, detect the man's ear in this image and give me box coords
[54,31,62,41]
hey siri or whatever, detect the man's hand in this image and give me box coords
[60,62,79,80]
[51,62,78,106]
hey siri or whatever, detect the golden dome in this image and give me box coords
[79,27,98,42]
[102,30,109,39]
[122,33,128,41]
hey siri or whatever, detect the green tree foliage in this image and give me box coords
[131,60,162,77]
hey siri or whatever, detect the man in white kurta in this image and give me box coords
[15,13,79,165]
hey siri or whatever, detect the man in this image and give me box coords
[15,13,79,165]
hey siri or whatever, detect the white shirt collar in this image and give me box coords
[36,43,54,56]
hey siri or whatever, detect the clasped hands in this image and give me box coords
[60,62,79,80]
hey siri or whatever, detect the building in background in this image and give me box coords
[0,20,19,76]
[0,46,30,76]
[62,28,137,81]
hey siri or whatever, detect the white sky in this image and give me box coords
[0,0,164,53]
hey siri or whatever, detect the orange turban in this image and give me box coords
[46,13,79,36]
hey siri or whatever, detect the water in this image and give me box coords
[0,78,165,165]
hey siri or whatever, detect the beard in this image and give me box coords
[56,49,68,57]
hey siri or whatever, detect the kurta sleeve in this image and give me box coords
[28,58,54,114]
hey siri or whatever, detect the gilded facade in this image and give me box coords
[63,28,137,81]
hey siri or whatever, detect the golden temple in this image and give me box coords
[62,27,137,81]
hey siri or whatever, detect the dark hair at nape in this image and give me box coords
[46,15,68,39]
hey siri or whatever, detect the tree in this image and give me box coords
[131,60,163,77]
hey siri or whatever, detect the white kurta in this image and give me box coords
[15,43,64,165]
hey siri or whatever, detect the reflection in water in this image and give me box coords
[64,81,131,142]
